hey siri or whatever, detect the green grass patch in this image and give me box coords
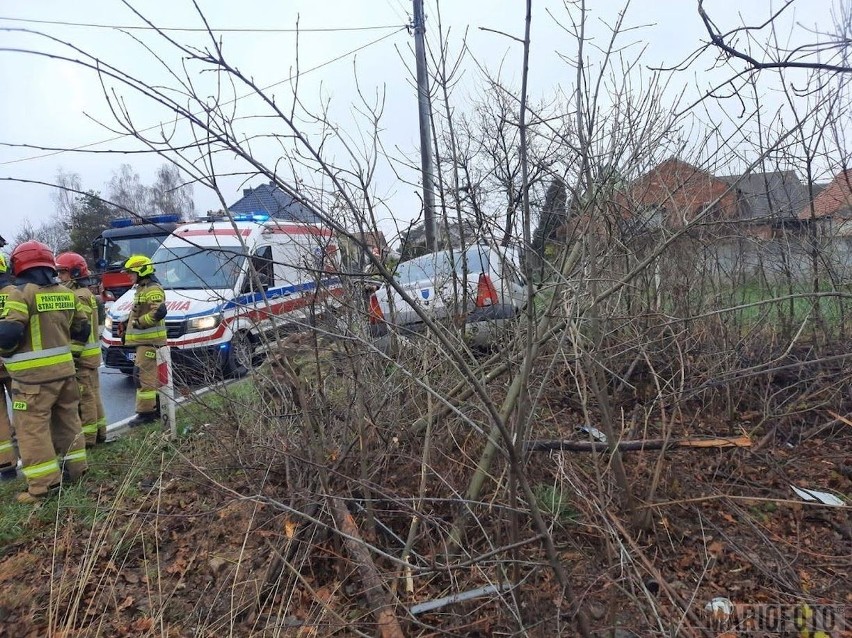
[714,281,850,328]
[533,483,579,525]
[174,378,258,435]
[0,416,180,549]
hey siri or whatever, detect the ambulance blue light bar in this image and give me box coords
[110,214,181,228]
[232,213,271,222]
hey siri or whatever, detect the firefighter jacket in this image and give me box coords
[69,280,102,370]
[0,271,90,384]
[0,272,13,381]
[125,275,167,347]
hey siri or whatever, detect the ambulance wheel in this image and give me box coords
[225,330,255,378]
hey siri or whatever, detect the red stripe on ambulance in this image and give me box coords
[177,229,253,237]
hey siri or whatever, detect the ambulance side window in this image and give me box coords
[245,246,274,292]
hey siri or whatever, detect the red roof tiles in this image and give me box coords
[798,169,852,219]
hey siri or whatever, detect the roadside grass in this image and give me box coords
[531,274,850,329]
[710,281,851,333]
[173,378,258,433]
[0,380,255,549]
[0,427,169,548]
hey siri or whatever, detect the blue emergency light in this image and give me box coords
[109,214,181,228]
[146,214,181,224]
[232,213,271,222]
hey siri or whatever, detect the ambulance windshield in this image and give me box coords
[153,246,245,290]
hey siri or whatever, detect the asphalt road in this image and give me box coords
[99,365,138,424]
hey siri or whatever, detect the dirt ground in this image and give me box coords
[0,370,850,637]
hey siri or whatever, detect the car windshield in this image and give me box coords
[395,247,489,283]
[103,235,168,268]
[153,246,245,290]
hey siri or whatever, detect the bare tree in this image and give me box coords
[1,1,849,636]
[107,162,194,219]
[13,215,68,252]
[698,0,852,75]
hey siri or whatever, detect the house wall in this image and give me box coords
[555,161,852,291]
[619,160,742,229]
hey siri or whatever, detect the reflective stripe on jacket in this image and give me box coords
[125,278,167,347]
[0,284,11,380]
[69,283,102,369]
[0,283,86,383]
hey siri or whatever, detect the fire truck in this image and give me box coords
[91,214,182,303]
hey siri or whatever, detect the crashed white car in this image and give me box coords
[367,245,528,347]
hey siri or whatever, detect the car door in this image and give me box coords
[271,241,312,324]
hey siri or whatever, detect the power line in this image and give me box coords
[0,27,407,167]
[383,0,410,26]
[0,15,405,34]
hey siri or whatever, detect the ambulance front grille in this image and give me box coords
[165,321,186,339]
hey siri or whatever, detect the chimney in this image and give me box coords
[243,188,252,197]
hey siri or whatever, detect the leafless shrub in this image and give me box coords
[2,0,850,635]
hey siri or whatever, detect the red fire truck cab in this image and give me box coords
[92,214,182,303]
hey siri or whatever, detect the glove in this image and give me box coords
[0,321,25,352]
[71,320,90,343]
[152,304,168,321]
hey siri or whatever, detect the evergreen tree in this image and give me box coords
[531,177,568,257]
[67,191,120,257]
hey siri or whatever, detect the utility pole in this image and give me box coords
[413,0,436,251]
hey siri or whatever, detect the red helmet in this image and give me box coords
[55,252,90,278]
[11,241,56,276]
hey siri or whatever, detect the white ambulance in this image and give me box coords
[101,213,342,377]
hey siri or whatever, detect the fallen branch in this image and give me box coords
[525,435,751,453]
[409,583,513,615]
[328,496,404,638]
[827,410,852,428]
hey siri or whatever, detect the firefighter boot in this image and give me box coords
[128,411,159,428]
[17,484,59,504]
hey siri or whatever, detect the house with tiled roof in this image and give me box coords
[546,157,852,285]
[554,158,742,243]
[614,158,744,232]
[718,170,810,239]
[797,169,852,237]
[795,169,852,274]
[608,160,812,239]
[228,182,320,224]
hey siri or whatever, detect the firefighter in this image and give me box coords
[122,255,167,426]
[0,241,90,503]
[0,253,18,480]
[56,252,106,446]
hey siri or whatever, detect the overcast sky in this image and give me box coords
[0,1,840,249]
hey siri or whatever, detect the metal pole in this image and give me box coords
[413,0,436,251]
